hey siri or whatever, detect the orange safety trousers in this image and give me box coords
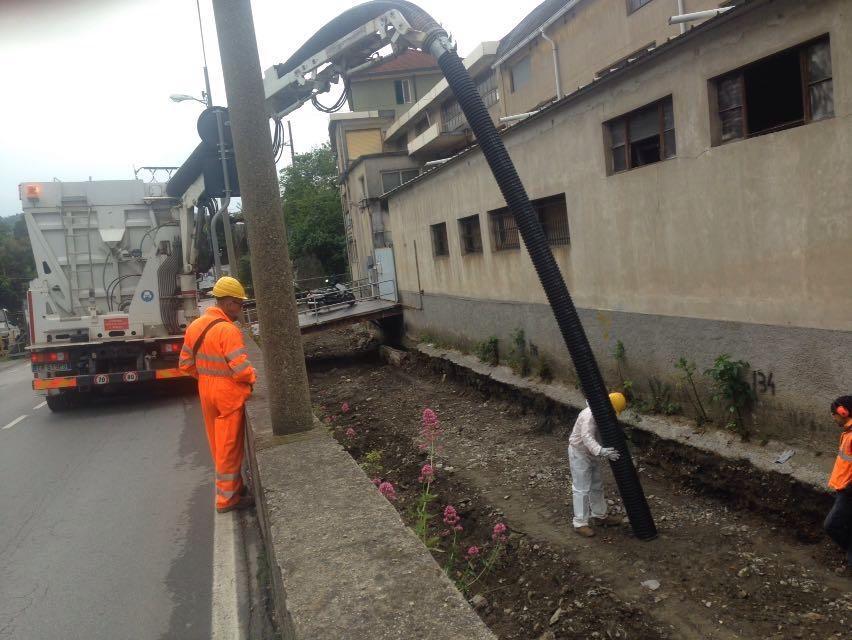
[180,307,257,509]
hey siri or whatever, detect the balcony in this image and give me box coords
[407,122,469,159]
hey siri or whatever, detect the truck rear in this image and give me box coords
[20,179,201,410]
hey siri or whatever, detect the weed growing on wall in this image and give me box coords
[474,336,499,366]
[638,377,681,415]
[536,356,554,382]
[611,339,637,402]
[675,357,710,426]
[704,355,756,440]
[507,328,531,377]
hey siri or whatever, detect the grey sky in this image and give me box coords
[0,0,541,215]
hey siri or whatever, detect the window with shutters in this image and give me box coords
[394,79,413,104]
[711,37,833,145]
[510,57,531,93]
[605,96,675,174]
[627,0,654,13]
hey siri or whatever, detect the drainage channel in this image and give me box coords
[304,330,851,640]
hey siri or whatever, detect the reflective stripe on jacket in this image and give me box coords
[828,427,852,491]
[180,306,257,387]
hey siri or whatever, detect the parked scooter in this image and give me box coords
[306,282,356,311]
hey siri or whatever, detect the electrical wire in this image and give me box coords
[310,88,347,113]
[272,117,285,163]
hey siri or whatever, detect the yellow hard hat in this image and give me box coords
[211,276,248,300]
[609,392,627,416]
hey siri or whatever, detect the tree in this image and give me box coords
[0,215,36,314]
[278,143,346,277]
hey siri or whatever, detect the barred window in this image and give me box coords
[394,79,412,104]
[431,222,449,257]
[489,194,569,251]
[488,208,519,251]
[381,169,419,193]
[458,214,483,254]
[510,56,531,93]
[442,99,465,133]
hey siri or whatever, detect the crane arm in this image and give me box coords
[262,9,430,118]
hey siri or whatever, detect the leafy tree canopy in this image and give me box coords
[0,215,35,315]
[278,143,346,277]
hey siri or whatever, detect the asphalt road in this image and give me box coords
[0,359,238,640]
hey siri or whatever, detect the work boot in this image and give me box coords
[574,525,595,538]
[591,515,622,527]
[216,493,255,514]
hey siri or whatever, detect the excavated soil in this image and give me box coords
[304,328,851,640]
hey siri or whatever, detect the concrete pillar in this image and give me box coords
[211,0,313,435]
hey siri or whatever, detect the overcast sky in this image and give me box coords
[0,0,542,214]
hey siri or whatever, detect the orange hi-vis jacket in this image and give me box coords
[180,306,257,509]
[828,424,852,491]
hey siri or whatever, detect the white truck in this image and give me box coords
[19,179,203,410]
[0,308,22,355]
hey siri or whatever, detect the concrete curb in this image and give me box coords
[242,336,496,640]
[416,342,835,493]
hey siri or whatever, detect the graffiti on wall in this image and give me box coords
[751,370,776,396]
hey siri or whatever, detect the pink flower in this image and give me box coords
[341,402,351,413]
[443,505,460,527]
[371,477,381,487]
[418,463,435,483]
[378,481,397,502]
[466,545,480,559]
[419,408,443,448]
[345,427,357,439]
[324,416,333,424]
[492,522,508,543]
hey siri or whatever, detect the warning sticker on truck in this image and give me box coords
[104,317,130,331]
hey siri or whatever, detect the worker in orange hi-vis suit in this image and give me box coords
[180,276,257,513]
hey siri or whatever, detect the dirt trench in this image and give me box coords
[304,329,851,640]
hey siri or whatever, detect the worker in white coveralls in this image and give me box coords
[568,392,627,537]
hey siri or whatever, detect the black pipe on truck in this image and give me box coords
[287,1,657,540]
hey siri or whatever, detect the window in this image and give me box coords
[627,0,654,13]
[442,99,465,133]
[606,96,676,174]
[488,208,520,251]
[712,37,833,145]
[489,194,570,250]
[394,79,413,104]
[510,57,531,93]
[431,222,449,257]
[458,215,483,254]
[534,194,570,246]
[380,169,419,193]
[477,72,499,109]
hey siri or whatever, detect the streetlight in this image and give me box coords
[170,93,209,106]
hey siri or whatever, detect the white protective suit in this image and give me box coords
[568,406,608,528]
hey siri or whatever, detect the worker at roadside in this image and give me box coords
[568,392,626,537]
[180,276,257,514]
[824,395,852,575]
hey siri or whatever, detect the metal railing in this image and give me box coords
[242,276,397,329]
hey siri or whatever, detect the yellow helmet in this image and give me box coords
[609,392,627,416]
[211,276,248,300]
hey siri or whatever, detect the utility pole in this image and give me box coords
[211,0,313,435]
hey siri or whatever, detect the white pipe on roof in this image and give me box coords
[492,0,583,70]
[675,0,686,34]
[669,7,733,25]
[499,111,539,123]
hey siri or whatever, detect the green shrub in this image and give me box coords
[474,336,499,366]
[704,354,755,439]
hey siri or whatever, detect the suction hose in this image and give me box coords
[292,1,657,541]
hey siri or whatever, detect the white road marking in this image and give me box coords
[33,401,47,410]
[2,415,28,430]
[211,509,244,639]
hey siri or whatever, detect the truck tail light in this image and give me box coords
[31,351,69,364]
[161,341,183,354]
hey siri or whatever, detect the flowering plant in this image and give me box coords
[378,481,397,502]
[345,427,357,439]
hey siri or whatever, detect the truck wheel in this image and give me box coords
[46,394,70,412]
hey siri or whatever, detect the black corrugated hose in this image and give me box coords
[287,1,657,541]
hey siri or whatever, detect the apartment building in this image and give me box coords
[377,0,851,445]
[329,50,442,282]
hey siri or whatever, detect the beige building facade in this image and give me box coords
[382,0,851,445]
